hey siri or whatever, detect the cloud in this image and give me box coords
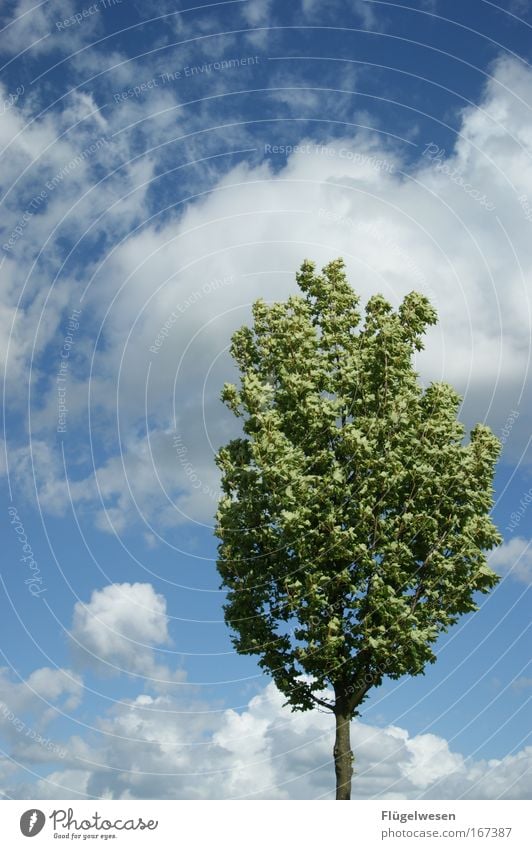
[0,0,104,57]
[0,80,154,422]
[512,676,532,691]
[31,769,93,799]
[489,537,532,584]
[300,0,377,28]
[508,0,530,15]
[0,576,527,800]
[4,680,531,800]
[0,666,83,718]
[0,666,82,769]
[70,582,174,677]
[1,2,529,808]
[3,54,532,540]
[242,0,274,26]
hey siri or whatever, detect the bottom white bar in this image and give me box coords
[1,799,528,848]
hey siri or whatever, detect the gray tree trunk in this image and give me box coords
[333,704,353,800]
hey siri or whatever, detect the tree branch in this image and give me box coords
[309,692,335,712]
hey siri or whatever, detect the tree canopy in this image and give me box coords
[214,258,501,798]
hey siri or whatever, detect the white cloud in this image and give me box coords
[0,666,82,718]
[0,0,104,56]
[242,0,274,26]
[300,0,377,28]
[0,575,528,800]
[391,726,464,789]
[512,676,532,691]
[508,0,529,15]
[24,667,83,709]
[0,78,154,424]
[489,537,532,584]
[0,439,6,476]
[0,666,83,767]
[32,769,93,799]
[5,681,531,800]
[70,582,174,677]
[0,257,71,405]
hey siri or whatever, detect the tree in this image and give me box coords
[214,258,501,800]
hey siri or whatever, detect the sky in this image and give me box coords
[0,0,531,800]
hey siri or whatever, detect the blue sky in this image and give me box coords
[0,0,531,799]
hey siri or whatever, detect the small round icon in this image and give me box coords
[20,810,46,837]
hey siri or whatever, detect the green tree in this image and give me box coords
[214,258,501,800]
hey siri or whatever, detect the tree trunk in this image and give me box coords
[333,703,353,800]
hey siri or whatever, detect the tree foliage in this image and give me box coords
[215,258,501,723]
